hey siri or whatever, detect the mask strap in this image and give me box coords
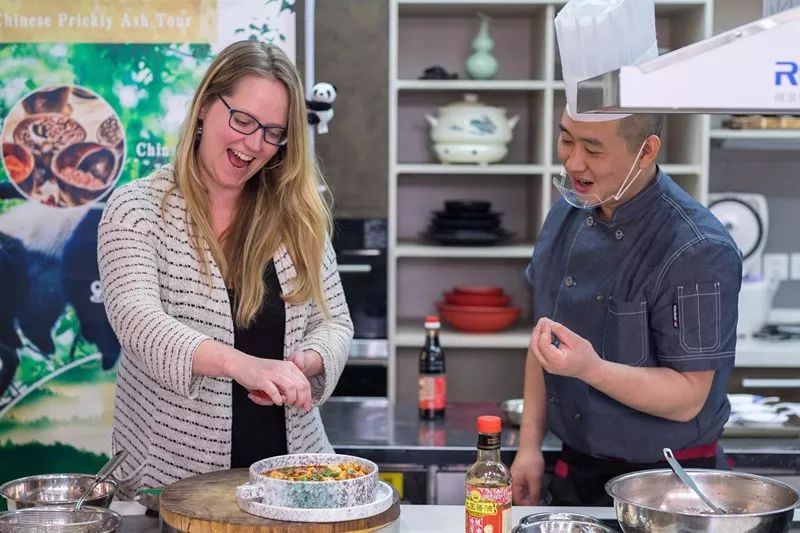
[613,140,648,201]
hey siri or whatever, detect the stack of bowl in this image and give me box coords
[423,200,511,246]
[436,286,521,333]
[0,473,121,532]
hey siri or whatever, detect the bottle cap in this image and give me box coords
[424,315,440,328]
[477,415,501,434]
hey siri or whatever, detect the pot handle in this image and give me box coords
[425,114,438,128]
[508,115,520,130]
[236,483,265,503]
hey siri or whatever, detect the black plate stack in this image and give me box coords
[422,200,512,245]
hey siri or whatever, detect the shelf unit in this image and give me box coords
[387,0,714,403]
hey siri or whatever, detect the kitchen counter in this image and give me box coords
[735,336,800,367]
[321,399,800,470]
[116,504,800,532]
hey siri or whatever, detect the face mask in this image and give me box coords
[552,139,648,209]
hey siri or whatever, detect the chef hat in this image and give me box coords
[555,0,658,122]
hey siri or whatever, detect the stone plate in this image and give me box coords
[236,480,394,522]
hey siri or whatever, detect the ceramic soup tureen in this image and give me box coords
[425,93,518,165]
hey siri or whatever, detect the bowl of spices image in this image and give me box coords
[2,84,126,207]
[2,143,35,192]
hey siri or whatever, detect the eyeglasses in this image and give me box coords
[218,96,288,147]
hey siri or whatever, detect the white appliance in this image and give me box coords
[709,193,779,337]
[575,6,800,115]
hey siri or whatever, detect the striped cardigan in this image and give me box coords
[97,165,353,497]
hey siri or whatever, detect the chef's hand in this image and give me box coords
[287,350,324,378]
[531,318,601,381]
[227,354,312,411]
[510,446,545,505]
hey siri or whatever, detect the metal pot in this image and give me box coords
[606,468,800,532]
[499,398,523,426]
[0,474,118,510]
[0,505,121,533]
[514,512,617,532]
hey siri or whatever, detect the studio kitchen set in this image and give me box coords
[2,0,800,532]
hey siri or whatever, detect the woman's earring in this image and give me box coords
[265,149,285,170]
[195,121,204,142]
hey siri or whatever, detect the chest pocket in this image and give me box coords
[677,282,721,353]
[602,297,648,366]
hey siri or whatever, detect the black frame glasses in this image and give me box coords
[218,96,288,147]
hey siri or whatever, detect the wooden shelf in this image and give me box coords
[389,0,713,401]
[710,129,800,150]
[396,241,534,258]
[397,164,548,175]
[397,79,549,91]
[395,320,531,349]
[710,129,800,140]
[546,164,701,176]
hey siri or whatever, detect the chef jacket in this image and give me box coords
[525,168,742,463]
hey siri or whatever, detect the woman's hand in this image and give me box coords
[226,354,312,411]
[287,350,324,378]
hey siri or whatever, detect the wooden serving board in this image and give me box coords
[159,469,400,533]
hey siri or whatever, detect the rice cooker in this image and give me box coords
[709,193,778,337]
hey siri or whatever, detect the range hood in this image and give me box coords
[576,6,800,115]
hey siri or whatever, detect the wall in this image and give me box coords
[297,0,389,219]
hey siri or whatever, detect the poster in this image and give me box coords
[0,0,295,503]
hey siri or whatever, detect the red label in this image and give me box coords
[465,483,511,533]
[418,375,446,409]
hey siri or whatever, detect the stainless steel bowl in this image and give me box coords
[513,513,616,532]
[0,474,118,510]
[520,513,606,526]
[606,468,800,532]
[0,505,121,532]
[499,398,523,426]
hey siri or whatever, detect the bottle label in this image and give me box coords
[418,375,446,410]
[465,484,511,533]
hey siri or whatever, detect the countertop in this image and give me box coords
[115,504,800,532]
[320,399,800,469]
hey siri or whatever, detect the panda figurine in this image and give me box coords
[306,82,337,135]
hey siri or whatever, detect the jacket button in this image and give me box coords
[615,229,624,240]
[586,216,595,227]
[595,293,604,303]
[565,276,575,288]
[574,411,583,421]
[549,395,558,404]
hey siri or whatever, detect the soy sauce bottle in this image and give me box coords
[418,315,446,420]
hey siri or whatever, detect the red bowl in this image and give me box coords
[436,303,521,333]
[453,286,504,296]
[443,291,511,307]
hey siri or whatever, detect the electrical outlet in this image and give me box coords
[763,253,790,281]
[791,253,800,281]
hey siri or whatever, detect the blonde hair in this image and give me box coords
[168,40,331,328]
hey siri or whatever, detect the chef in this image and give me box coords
[510,0,743,506]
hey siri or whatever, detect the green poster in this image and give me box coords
[0,0,295,507]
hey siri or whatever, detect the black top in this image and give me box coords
[228,260,288,468]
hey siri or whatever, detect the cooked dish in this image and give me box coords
[263,463,371,482]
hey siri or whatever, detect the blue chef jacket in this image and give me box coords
[525,168,742,463]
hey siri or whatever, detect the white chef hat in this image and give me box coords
[555,0,658,122]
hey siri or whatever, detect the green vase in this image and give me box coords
[466,12,498,80]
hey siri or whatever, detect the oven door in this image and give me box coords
[337,250,387,340]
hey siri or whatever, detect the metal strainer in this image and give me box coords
[0,505,121,533]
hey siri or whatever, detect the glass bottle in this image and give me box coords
[465,415,512,533]
[418,315,446,420]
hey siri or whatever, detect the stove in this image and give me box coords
[753,324,800,342]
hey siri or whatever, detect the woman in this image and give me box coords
[98,41,353,496]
